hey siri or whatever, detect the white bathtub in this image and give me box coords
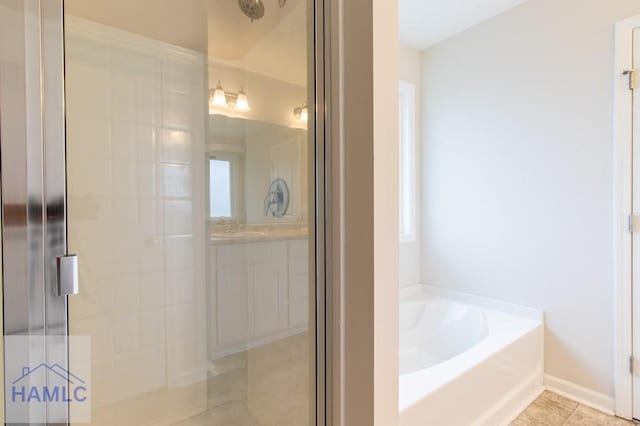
[399,288,543,426]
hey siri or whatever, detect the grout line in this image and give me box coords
[560,403,579,426]
[517,392,637,426]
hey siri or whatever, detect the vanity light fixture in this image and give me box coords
[209,81,251,112]
[293,103,308,122]
[211,81,227,107]
[235,87,251,111]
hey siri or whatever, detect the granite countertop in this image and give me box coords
[210,223,309,245]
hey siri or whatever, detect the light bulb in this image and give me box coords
[235,88,250,111]
[212,81,227,107]
[293,103,308,122]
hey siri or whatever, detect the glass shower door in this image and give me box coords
[63,0,319,424]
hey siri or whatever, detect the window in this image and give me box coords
[209,158,232,218]
[399,80,416,243]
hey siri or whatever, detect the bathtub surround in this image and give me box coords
[398,285,543,425]
[403,284,544,322]
[419,0,640,410]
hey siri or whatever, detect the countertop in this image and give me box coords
[210,223,309,245]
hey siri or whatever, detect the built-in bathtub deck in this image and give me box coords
[399,285,544,426]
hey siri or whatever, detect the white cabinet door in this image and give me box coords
[211,239,308,358]
[247,241,288,338]
[250,260,286,337]
[288,240,309,329]
[216,267,249,347]
[288,274,309,328]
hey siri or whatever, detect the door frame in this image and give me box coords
[614,13,640,421]
[0,0,335,424]
[0,0,69,423]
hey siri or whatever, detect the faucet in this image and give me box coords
[264,186,284,216]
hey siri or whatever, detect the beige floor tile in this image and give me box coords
[178,333,310,426]
[208,401,260,426]
[512,392,638,426]
[511,410,554,426]
[538,391,579,412]
[173,410,214,426]
[518,399,575,425]
[564,406,634,426]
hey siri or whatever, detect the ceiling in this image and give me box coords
[211,0,307,86]
[399,0,530,50]
[65,0,307,86]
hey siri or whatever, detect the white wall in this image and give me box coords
[373,0,399,423]
[399,43,422,288]
[208,62,308,130]
[421,0,640,399]
[338,0,399,423]
[244,124,307,223]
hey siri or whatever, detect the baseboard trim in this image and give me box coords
[544,374,615,415]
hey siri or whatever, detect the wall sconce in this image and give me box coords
[209,81,251,111]
[293,103,308,122]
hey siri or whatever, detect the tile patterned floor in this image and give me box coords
[512,391,636,425]
[177,333,309,426]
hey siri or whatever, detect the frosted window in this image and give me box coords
[209,159,232,218]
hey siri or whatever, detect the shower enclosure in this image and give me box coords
[0,0,327,424]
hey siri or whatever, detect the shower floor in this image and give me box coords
[176,333,310,426]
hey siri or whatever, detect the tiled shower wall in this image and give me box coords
[65,18,206,425]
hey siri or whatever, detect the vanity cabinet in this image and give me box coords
[208,238,309,359]
[288,239,309,328]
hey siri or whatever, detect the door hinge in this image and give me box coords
[623,69,636,90]
[631,355,636,375]
[628,215,639,233]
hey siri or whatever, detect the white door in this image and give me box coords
[632,26,640,420]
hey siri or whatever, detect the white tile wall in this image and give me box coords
[66,19,206,424]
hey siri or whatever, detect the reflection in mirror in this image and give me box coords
[208,115,308,227]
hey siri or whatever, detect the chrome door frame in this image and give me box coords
[312,0,340,423]
[1,0,333,423]
[0,0,68,424]
[312,0,327,424]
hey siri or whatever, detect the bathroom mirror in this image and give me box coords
[207,114,308,225]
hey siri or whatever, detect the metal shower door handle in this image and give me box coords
[57,255,79,296]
